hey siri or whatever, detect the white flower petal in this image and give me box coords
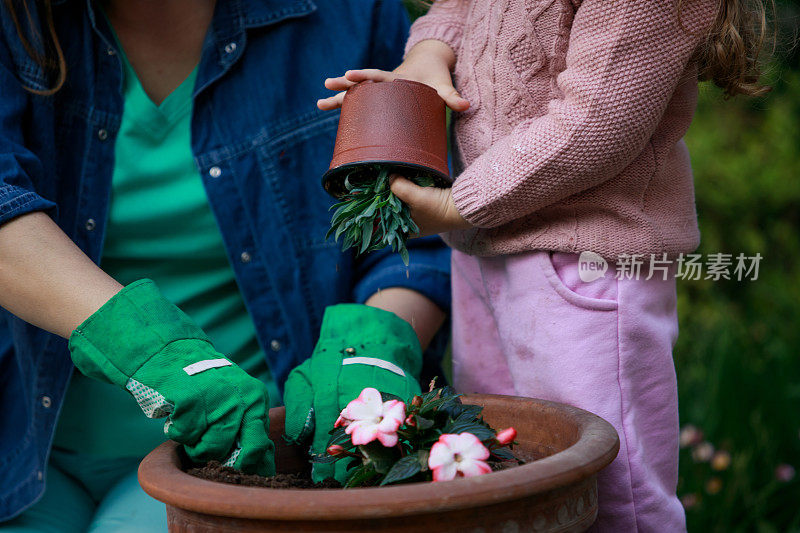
[343,388,383,421]
[458,459,492,478]
[428,441,455,469]
[382,400,406,423]
[349,422,380,445]
[455,433,490,461]
[376,431,398,447]
[432,462,459,482]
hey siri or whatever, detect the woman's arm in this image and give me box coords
[0,211,122,338]
[365,287,445,350]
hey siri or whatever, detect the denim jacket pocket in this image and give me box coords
[255,111,341,250]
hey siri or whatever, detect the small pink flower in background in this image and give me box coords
[711,450,731,471]
[680,425,703,448]
[495,427,517,446]
[680,493,699,510]
[692,441,715,463]
[705,477,723,495]
[429,433,491,482]
[775,463,796,483]
[338,387,405,447]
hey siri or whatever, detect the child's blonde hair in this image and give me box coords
[682,0,776,97]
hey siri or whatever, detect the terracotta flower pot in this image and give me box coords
[322,79,451,198]
[139,394,619,532]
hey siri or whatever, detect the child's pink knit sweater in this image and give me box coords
[406,0,717,259]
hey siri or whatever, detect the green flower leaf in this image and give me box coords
[326,164,437,266]
[326,426,352,448]
[380,455,422,486]
[344,463,380,488]
[359,442,399,475]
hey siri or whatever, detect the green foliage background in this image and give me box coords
[676,2,800,529]
[401,1,799,530]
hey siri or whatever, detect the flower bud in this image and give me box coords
[495,427,517,446]
[411,395,423,408]
[326,444,346,456]
[405,414,417,427]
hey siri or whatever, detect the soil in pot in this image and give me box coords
[187,461,340,489]
[187,450,542,490]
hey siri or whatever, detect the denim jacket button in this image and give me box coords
[85,218,96,231]
[41,396,52,408]
[97,129,108,141]
[270,339,281,351]
[224,42,237,54]
[37,471,43,481]
[209,166,222,178]
[240,251,251,263]
[106,46,116,56]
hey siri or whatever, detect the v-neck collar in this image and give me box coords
[104,10,199,138]
[119,50,198,136]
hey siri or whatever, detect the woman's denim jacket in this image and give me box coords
[0,0,450,519]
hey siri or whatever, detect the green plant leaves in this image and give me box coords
[380,391,405,403]
[380,454,423,486]
[359,442,398,475]
[344,463,380,488]
[326,164,437,266]
[326,426,351,449]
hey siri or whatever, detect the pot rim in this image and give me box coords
[138,394,619,521]
[322,160,452,198]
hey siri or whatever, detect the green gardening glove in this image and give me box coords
[283,304,422,483]
[68,279,275,476]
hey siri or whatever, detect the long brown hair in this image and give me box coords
[3,0,66,95]
[683,0,776,97]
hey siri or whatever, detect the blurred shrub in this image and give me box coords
[677,6,800,529]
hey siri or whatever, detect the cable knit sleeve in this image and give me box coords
[404,0,469,58]
[451,0,716,228]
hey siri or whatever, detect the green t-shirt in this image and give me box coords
[54,40,277,457]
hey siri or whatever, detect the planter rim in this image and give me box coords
[138,394,619,521]
[322,160,451,198]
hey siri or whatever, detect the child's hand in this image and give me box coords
[317,40,470,112]
[390,175,472,237]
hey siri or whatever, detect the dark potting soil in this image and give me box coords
[188,461,341,489]
[189,451,537,489]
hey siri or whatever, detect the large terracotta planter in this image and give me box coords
[322,79,451,198]
[139,394,619,532]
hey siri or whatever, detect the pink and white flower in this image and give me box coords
[428,433,492,482]
[337,387,406,447]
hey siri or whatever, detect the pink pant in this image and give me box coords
[452,250,685,532]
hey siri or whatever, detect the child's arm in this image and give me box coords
[448,0,718,229]
[318,0,470,113]
[318,40,469,113]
